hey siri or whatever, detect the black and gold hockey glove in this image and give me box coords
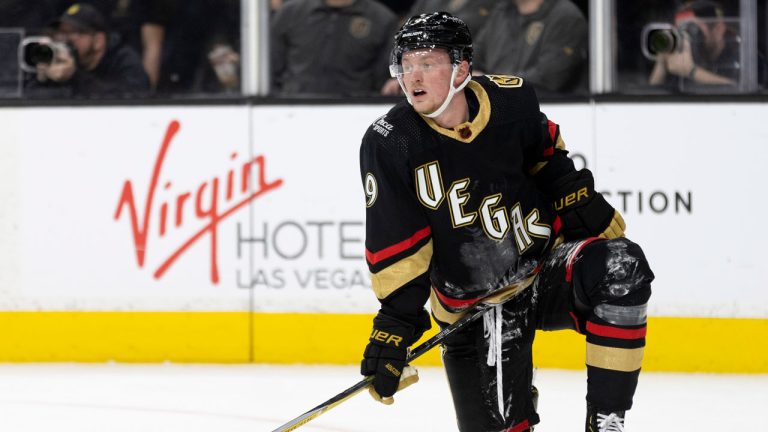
[361,312,425,405]
[550,169,625,240]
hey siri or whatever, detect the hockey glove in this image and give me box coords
[599,210,626,239]
[549,169,625,240]
[361,312,423,405]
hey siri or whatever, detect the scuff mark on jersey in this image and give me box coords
[457,228,520,293]
[542,240,583,272]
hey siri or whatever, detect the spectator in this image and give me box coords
[142,0,240,94]
[196,0,241,93]
[271,0,399,96]
[407,0,497,35]
[140,0,168,91]
[193,40,241,94]
[376,0,415,19]
[473,0,588,96]
[648,1,739,89]
[25,3,149,98]
[49,0,147,56]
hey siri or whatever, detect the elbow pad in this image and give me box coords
[549,169,624,240]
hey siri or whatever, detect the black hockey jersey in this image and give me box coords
[360,75,575,323]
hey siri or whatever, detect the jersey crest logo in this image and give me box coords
[486,75,523,88]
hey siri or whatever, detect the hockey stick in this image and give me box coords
[271,267,538,432]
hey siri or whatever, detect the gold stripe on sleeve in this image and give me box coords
[370,240,433,300]
[555,134,566,150]
[527,133,567,176]
[528,161,548,175]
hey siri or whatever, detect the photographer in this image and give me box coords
[648,0,737,88]
[26,3,149,98]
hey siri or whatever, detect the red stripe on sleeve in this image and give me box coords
[547,119,558,141]
[365,226,431,265]
[586,321,647,340]
[542,146,554,157]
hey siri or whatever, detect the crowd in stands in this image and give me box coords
[1,0,239,98]
[0,0,764,99]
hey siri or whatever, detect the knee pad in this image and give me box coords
[573,238,654,325]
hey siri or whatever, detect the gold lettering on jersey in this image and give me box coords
[414,162,551,252]
[415,162,445,209]
[447,178,476,227]
[486,75,523,88]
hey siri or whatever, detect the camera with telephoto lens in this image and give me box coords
[641,21,703,61]
[18,36,73,73]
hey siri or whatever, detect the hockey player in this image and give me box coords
[359,12,654,432]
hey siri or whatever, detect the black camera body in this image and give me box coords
[18,37,73,72]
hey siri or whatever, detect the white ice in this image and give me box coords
[0,364,764,431]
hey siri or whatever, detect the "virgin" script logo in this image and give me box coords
[114,120,283,284]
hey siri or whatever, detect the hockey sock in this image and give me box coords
[584,316,646,412]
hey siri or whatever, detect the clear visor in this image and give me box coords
[389,48,454,78]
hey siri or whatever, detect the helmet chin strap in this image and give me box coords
[424,65,471,119]
[397,65,471,119]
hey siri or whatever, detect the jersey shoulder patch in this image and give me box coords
[485,74,524,88]
[363,101,429,157]
[365,101,413,138]
[370,114,395,138]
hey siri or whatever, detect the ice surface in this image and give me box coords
[0,364,764,431]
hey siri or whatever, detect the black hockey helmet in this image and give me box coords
[390,11,473,68]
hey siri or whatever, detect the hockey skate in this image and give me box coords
[586,403,625,432]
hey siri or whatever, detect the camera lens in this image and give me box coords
[23,42,54,66]
[647,29,677,55]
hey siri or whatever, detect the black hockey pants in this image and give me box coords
[438,237,654,432]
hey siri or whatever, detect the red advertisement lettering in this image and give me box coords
[114,120,283,284]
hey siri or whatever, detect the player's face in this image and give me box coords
[399,49,454,115]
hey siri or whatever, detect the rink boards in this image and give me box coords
[0,103,766,372]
